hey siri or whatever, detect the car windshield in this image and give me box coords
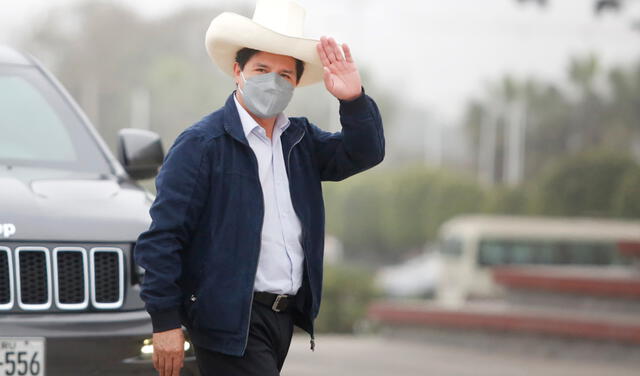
[0,65,111,173]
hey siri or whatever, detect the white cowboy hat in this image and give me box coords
[205,0,324,87]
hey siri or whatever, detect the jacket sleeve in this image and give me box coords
[133,127,210,333]
[306,86,385,181]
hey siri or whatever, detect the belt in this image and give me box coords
[253,291,295,313]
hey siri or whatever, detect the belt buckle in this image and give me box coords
[272,294,287,312]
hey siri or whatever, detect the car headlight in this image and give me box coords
[139,338,191,356]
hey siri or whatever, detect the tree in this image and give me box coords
[531,151,637,217]
[463,54,640,184]
[612,166,640,218]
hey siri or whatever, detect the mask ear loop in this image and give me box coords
[237,71,247,95]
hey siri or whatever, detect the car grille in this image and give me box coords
[17,248,50,308]
[91,248,124,309]
[56,250,85,305]
[0,245,124,311]
[0,249,12,308]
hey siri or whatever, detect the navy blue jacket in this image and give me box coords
[133,88,385,356]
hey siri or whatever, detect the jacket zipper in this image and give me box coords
[241,142,265,354]
[286,129,316,352]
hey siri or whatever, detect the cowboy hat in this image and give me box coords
[205,0,324,87]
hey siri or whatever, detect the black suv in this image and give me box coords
[0,46,198,375]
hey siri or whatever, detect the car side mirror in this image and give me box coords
[117,128,164,180]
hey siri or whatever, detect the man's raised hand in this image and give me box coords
[316,36,362,101]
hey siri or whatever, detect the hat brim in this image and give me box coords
[205,12,325,87]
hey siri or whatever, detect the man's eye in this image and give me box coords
[257,68,266,72]
[281,74,290,79]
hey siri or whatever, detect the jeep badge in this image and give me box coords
[1,223,16,238]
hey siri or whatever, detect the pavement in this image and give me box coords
[281,334,640,376]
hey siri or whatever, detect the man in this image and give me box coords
[133,0,385,375]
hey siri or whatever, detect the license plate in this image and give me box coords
[0,338,45,376]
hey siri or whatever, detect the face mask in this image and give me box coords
[238,71,294,118]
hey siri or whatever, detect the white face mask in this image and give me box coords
[238,71,294,118]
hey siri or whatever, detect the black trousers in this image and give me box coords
[191,299,295,376]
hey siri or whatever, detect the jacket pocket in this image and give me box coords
[181,289,198,326]
[188,283,244,334]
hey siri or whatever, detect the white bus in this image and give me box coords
[434,215,640,306]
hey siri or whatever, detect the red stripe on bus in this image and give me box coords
[491,267,640,298]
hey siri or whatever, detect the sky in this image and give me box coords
[1,0,639,122]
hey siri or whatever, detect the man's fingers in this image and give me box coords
[169,355,176,376]
[317,37,332,66]
[172,353,184,376]
[163,353,172,376]
[328,37,344,62]
[322,36,338,64]
[155,348,183,376]
[316,42,331,67]
[326,37,340,62]
[168,355,176,376]
[171,350,184,376]
[322,66,333,90]
[158,354,165,376]
[342,43,354,63]
[318,36,350,69]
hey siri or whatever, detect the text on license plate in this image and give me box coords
[0,338,45,376]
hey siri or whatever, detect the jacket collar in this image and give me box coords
[223,90,303,147]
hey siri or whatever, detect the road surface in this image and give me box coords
[282,334,640,376]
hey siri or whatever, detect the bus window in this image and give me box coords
[552,242,572,264]
[570,243,599,265]
[479,240,541,266]
[611,247,633,265]
[590,244,612,265]
[478,239,632,267]
[535,242,555,265]
[567,242,625,265]
[478,240,507,266]
[511,243,535,264]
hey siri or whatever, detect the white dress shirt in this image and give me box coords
[233,93,305,295]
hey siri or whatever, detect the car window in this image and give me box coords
[0,65,111,173]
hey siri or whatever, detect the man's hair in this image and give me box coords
[235,47,305,84]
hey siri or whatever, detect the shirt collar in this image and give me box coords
[233,91,290,138]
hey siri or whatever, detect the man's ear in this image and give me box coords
[233,62,241,86]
